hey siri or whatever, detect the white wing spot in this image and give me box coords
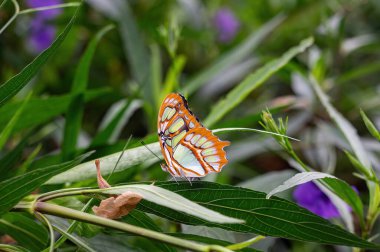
[185,133,194,141]
[201,141,214,148]
[172,130,186,148]
[209,162,220,170]
[195,137,207,147]
[189,122,195,129]
[167,108,176,120]
[205,156,220,162]
[169,118,185,133]
[201,148,217,156]
[191,134,201,145]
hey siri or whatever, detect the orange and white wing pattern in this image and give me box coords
[157,93,230,178]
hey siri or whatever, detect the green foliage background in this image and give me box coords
[1,0,380,251]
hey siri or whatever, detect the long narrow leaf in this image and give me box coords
[309,76,372,170]
[0,93,31,149]
[62,25,114,160]
[184,14,285,95]
[0,4,81,107]
[204,37,313,127]
[266,172,363,219]
[0,213,48,251]
[0,152,92,216]
[0,88,110,134]
[139,181,379,249]
[101,184,244,224]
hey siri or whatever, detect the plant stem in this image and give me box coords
[226,235,266,250]
[0,0,19,35]
[34,202,233,252]
[35,213,54,252]
[18,2,80,15]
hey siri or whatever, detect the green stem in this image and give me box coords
[0,0,19,35]
[288,149,311,172]
[226,235,266,250]
[35,212,54,252]
[33,202,232,252]
[52,199,95,250]
[18,2,80,15]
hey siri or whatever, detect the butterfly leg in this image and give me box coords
[178,168,193,185]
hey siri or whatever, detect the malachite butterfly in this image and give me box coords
[157,93,230,178]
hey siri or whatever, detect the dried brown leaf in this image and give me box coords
[92,191,143,219]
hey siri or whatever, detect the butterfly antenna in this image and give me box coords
[140,140,163,162]
[107,135,133,180]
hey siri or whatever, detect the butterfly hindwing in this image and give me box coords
[157,93,230,178]
[172,127,230,177]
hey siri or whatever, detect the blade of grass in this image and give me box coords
[0,152,92,216]
[204,37,314,127]
[51,224,96,252]
[0,93,31,150]
[183,14,286,95]
[62,24,114,161]
[0,4,81,107]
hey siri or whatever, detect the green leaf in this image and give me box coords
[0,136,29,180]
[137,181,378,249]
[90,99,139,146]
[52,224,96,252]
[321,178,364,220]
[46,142,161,184]
[360,109,380,142]
[266,171,335,198]
[0,93,31,150]
[345,151,373,179]
[266,172,363,220]
[183,14,285,95]
[204,37,314,127]
[123,210,176,252]
[169,233,262,252]
[0,152,92,217]
[62,25,114,161]
[309,76,372,173]
[0,244,30,252]
[101,184,244,224]
[0,213,48,251]
[0,88,110,134]
[0,4,81,107]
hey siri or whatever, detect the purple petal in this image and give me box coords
[213,8,240,43]
[293,181,323,204]
[28,19,56,53]
[26,0,62,19]
[293,181,343,219]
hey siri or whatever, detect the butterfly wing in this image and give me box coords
[158,93,229,178]
[171,127,230,177]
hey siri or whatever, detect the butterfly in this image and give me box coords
[157,93,230,179]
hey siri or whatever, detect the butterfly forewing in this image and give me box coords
[158,93,230,178]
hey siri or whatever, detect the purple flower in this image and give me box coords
[26,0,62,53]
[26,0,62,20]
[213,8,240,43]
[293,181,340,219]
[29,17,56,53]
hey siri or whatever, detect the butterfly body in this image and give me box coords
[157,93,230,178]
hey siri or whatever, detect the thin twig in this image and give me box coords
[35,212,55,252]
[18,2,80,15]
[0,0,19,35]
